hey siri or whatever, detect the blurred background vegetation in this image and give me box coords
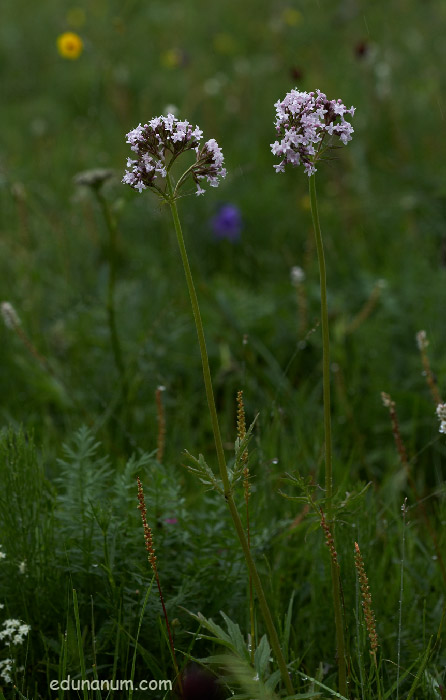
[0,0,445,697]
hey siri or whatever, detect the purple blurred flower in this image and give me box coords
[165,517,178,525]
[211,204,242,241]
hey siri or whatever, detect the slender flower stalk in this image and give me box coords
[354,542,379,663]
[290,266,307,337]
[123,117,293,695]
[345,279,386,335]
[309,174,347,696]
[382,391,446,586]
[1,301,50,371]
[155,385,167,463]
[320,508,339,569]
[136,477,182,695]
[74,170,128,399]
[416,330,442,405]
[381,392,409,469]
[166,181,293,695]
[396,499,408,700]
[271,88,355,696]
[309,176,333,511]
[237,390,255,663]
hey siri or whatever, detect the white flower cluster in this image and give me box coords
[436,403,446,434]
[0,619,30,684]
[0,545,5,560]
[271,88,355,176]
[122,114,226,196]
[290,265,305,286]
[416,330,428,351]
[0,658,13,684]
[1,302,21,330]
[0,619,31,645]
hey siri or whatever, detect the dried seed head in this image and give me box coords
[436,403,446,434]
[416,330,428,351]
[73,168,115,190]
[136,476,157,572]
[320,509,338,568]
[354,542,379,656]
[1,302,21,330]
[381,391,393,409]
[290,266,305,286]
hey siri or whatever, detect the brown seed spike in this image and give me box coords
[236,390,248,464]
[354,542,379,660]
[320,509,339,568]
[136,476,157,572]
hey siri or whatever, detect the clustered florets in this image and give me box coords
[0,619,30,684]
[436,403,446,434]
[122,114,226,196]
[271,89,355,176]
[0,619,31,645]
[416,329,428,351]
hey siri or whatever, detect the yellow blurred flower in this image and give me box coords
[299,194,311,211]
[160,48,182,69]
[282,8,303,26]
[66,8,86,28]
[213,33,237,55]
[57,32,83,60]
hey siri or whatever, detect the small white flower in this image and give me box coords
[0,619,31,645]
[416,330,428,351]
[381,392,393,408]
[163,104,179,116]
[0,658,13,684]
[290,266,305,285]
[1,302,21,330]
[18,560,26,575]
[436,404,446,434]
[436,404,446,421]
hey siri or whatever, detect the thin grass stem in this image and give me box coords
[396,499,407,700]
[72,589,89,700]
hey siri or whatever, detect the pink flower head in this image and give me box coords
[271,88,355,176]
[122,114,226,197]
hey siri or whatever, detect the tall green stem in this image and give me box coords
[308,175,332,510]
[167,178,293,696]
[309,174,347,697]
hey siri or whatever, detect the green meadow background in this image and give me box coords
[1,0,446,698]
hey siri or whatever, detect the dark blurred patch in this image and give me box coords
[181,664,226,700]
[354,40,369,59]
[290,66,303,81]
